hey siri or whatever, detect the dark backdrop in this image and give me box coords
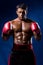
[0,0,43,65]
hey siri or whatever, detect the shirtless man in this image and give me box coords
[2,3,41,65]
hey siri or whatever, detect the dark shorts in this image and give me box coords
[8,44,36,65]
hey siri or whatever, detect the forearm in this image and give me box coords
[1,32,10,40]
[33,31,41,40]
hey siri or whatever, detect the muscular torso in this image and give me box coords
[11,18,33,45]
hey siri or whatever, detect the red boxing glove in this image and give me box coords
[2,21,12,34]
[31,22,40,34]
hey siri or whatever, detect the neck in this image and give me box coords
[18,17,27,21]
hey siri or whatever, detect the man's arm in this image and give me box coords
[31,22,41,40]
[1,21,12,40]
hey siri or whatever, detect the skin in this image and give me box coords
[2,8,41,45]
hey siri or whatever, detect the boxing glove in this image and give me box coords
[31,22,40,34]
[2,21,12,40]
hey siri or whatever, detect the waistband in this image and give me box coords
[12,43,33,51]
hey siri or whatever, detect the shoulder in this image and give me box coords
[10,18,18,24]
[3,21,11,27]
[26,18,33,23]
[31,21,39,28]
[26,18,38,24]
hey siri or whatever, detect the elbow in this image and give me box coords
[35,34,42,41]
[36,35,41,41]
[1,33,8,40]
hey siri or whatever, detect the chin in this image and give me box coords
[19,17,24,20]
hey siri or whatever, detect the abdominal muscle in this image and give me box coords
[14,32,31,45]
